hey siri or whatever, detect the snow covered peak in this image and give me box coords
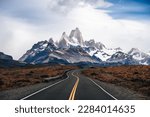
[128,48,149,61]
[62,32,67,36]
[114,47,122,51]
[58,28,85,49]
[85,39,106,50]
[58,32,70,49]
[85,39,95,47]
[49,38,54,44]
[95,42,106,50]
[69,28,84,46]
[128,48,140,54]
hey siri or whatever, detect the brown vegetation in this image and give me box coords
[82,65,150,97]
[0,65,77,91]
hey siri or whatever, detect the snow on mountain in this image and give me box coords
[58,32,71,48]
[128,48,150,65]
[69,27,84,46]
[128,48,149,61]
[19,28,150,65]
[19,30,99,64]
[108,51,130,61]
[50,46,99,63]
[59,28,84,49]
[147,51,150,56]
[94,48,124,61]
[19,39,58,63]
[84,39,123,61]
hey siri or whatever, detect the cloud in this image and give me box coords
[66,6,150,52]
[48,0,112,14]
[0,14,51,59]
[0,0,150,60]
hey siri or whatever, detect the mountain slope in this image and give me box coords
[0,52,25,68]
[19,28,150,66]
[19,29,99,64]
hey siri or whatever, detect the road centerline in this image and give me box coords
[69,72,79,100]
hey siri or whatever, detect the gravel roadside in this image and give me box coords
[92,79,149,100]
[78,70,148,100]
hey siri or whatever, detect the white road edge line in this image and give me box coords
[88,78,118,100]
[20,72,70,100]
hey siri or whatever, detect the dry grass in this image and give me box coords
[0,65,77,91]
[82,65,150,97]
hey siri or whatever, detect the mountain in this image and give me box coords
[69,27,84,46]
[128,48,150,65]
[58,28,84,49]
[128,48,149,61]
[19,28,150,66]
[0,52,25,68]
[19,29,99,64]
[84,39,124,62]
[0,52,13,60]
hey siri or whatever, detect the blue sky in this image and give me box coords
[0,0,150,59]
[104,0,150,20]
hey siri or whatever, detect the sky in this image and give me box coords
[0,0,150,59]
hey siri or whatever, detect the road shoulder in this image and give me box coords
[79,72,146,100]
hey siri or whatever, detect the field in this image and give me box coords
[0,65,77,91]
[82,65,150,97]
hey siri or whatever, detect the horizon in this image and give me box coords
[0,0,150,59]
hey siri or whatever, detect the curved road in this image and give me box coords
[21,70,117,100]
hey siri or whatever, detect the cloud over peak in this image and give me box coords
[48,0,112,14]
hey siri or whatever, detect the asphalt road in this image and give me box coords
[21,70,117,100]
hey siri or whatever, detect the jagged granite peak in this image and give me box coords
[128,48,140,54]
[85,39,96,47]
[49,38,54,43]
[108,51,131,61]
[19,39,57,63]
[107,51,139,65]
[84,39,106,52]
[95,42,106,50]
[58,32,70,49]
[69,27,84,46]
[19,28,150,65]
[84,39,123,62]
[0,52,13,60]
[128,48,149,61]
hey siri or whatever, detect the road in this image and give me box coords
[21,70,117,100]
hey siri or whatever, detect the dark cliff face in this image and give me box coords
[0,52,26,68]
[0,52,13,60]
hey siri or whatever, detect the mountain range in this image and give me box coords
[0,52,25,67]
[17,27,150,66]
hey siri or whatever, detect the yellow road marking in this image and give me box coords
[69,72,79,100]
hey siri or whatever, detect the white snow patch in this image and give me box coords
[95,51,111,61]
[49,53,62,59]
[56,50,64,54]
